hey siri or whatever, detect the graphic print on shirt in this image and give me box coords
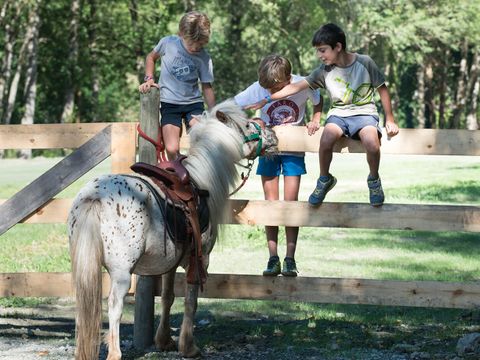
[333,76,374,107]
[171,56,196,82]
[266,99,300,126]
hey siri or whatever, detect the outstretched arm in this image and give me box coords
[377,84,399,137]
[139,51,160,93]
[244,79,310,110]
[306,98,323,136]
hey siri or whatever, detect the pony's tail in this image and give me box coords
[69,199,103,360]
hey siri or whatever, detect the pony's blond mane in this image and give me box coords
[184,100,247,235]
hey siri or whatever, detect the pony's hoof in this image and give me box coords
[180,345,201,358]
[155,337,177,351]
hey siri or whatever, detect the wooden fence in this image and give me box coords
[0,96,479,313]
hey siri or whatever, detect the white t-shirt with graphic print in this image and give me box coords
[234,74,321,156]
[153,35,214,105]
[305,53,385,118]
[234,75,321,126]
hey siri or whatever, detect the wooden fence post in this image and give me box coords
[133,89,160,350]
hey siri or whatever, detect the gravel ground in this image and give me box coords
[0,299,478,360]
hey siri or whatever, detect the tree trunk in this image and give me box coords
[451,39,468,128]
[0,1,23,123]
[424,62,434,128]
[129,0,145,85]
[19,0,41,159]
[466,49,479,130]
[3,19,29,126]
[438,52,448,129]
[415,64,426,128]
[89,0,99,121]
[60,0,79,124]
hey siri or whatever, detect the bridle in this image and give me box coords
[229,119,265,196]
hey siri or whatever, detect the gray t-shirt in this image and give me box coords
[305,53,385,117]
[153,35,214,105]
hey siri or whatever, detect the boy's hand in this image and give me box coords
[385,116,399,138]
[138,80,159,94]
[244,99,267,111]
[306,120,320,136]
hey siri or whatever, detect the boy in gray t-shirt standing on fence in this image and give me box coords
[139,11,215,161]
[247,23,399,207]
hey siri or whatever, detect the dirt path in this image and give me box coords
[1,299,479,360]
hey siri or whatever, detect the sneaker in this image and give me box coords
[308,174,337,206]
[281,257,298,277]
[262,256,281,276]
[368,176,385,206]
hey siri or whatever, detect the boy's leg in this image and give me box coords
[358,124,384,206]
[281,156,305,276]
[309,122,343,206]
[284,175,300,258]
[258,156,282,276]
[319,123,343,176]
[162,124,181,160]
[160,102,184,160]
[261,175,280,257]
[358,125,381,179]
[184,102,205,129]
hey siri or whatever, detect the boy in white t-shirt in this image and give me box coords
[235,54,322,277]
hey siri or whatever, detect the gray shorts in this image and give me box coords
[326,115,382,140]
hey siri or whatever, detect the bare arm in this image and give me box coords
[138,51,160,93]
[244,79,310,110]
[377,84,399,137]
[306,98,323,136]
[202,82,216,109]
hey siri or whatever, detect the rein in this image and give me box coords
[136,123,168,163]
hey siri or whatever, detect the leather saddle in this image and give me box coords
[130,156,209,286]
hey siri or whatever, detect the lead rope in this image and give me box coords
[229,159,255,196]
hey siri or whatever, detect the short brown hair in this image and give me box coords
[258,54,292,89]
[179,11,211,43]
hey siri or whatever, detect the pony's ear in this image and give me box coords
[216,110,229,124]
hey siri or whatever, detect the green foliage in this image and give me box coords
[1,0,478,128]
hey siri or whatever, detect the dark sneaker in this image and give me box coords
[263,256,281,276]
[308,174,337,206]
[368,176,385,206]
[281,257,298,277]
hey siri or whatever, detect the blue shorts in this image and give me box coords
[327,114,382,140]
[160,101,204,129]
[256,155,306,177]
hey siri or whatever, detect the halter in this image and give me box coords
[243,121,264,159]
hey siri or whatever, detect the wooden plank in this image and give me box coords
[0,123,110,149]
[134,89,160,350]
[2,124,479,156]
[0,126,112,236]
[269,127,480,155]
[163,273,480,309]
[111,123,137,173]
[229,200,480,232]
[0,272,134,297]
[1,198,479,233]
[2,272,477,309]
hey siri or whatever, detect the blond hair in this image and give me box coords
[179,11,211,43]
[258,54,292,89]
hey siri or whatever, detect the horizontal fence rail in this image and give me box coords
[0,272,479,309]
